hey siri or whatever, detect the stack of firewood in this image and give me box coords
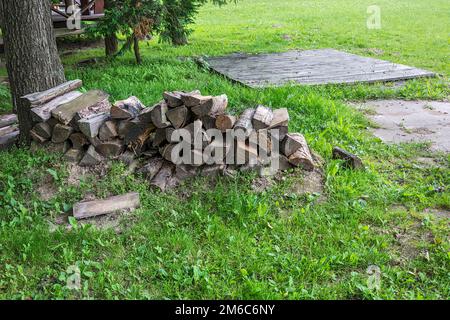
[0,113,19,150]
[25,80,315,190]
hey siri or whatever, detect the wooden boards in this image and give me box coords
[204,49,436,87]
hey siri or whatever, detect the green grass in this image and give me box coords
[0,0,449,299]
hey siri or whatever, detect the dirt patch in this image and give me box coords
[351,100,450,152]
[67,162,109,186]
[291,169,325,201]
[36,173,58,201]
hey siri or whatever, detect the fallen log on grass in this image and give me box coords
[73,192,140,220]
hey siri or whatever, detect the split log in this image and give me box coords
[46,141,71,154]
[165,127,176,143]
[30,91,83,122]
[166,106,190,128]
[179,91,209,107]
[235,140,258,165]
[52,90,110,125]
[160,144,182,164]
[153,128,168,147]
[128,126,154,155]
[282,133,308,157]
[150,101,171,128]
[79,145,104,166]
[78,112,110,138]
[117,120,133,139]
[332,147,364,169]
[118,150,136,166]
[183,119,210,146]
[216,114,236,132]
[52,124,74,143]
[234,108,255,136]
[22,79,83,105]
[163,91,184,108]
[30,129,47,144]
[0,114,18,129]
[200,115,217,130]
[138,157,164,181]
[33,122,52,139]
[69,132,89,150]
[252,105,273,130]
[123,118,155,145]
[191,94,228,117]
[269,108,289,128]
[150,161,176,191]
[175,164,198,181]
[0,124,18,137]
[64,148,85,163]
[0,130,19,150]
[111,96,144,120]
[96,140,125,158]
[73,192,140,220]
[270,126,288,142]
[98,120,118,141]
[285,134,314,171]
[137,107,153,124]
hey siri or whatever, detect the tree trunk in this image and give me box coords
[0,0,66,144]
[104,0,118,56]
[133,36,142,64]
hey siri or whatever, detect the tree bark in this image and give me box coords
[133,36,142,64]
[1,0,66,145]
[104,0,118,56]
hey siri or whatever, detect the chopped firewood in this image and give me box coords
[78,112,110,138]
[30,91,83,122]
[0,114,18,129]
[137,106,153,124]
[235,140,258,165]
[138,157,164,181]
[180,91,209,107]
[270,126,288,142]
[153,128,168,147]
[200,115,217,130]
[52,90,110,125]
[269,108,289,128]
[69,132,89,150]
[191,94,228,117]
[64,148,84,163]
[0,124,19,137]
[190,149,205,166]
[30,129,47,144]
[160,144,182,164]
[73,192,140,220]
[98,120,118,141]
[96,140,125,158]
[87,136,101,148]
[51,124,74,143]
[175,164,198,181]
[117,120,133,139]
[252,105,274,130]
[332,146,364,169]
[183,119,209,146]
[33,122,52,139]
[256,129,272,156]
[46,141,70,154]
[124,118,155,145]
[282,133,309,157]
[79,145,104,166]
[165,127,176,143]
[22,79,83,105]
[129,127,154,155]
[150,101,171,128]
[111,96,144,119]
[285,134,314,171]
[163,91,184,108]
[166,106,190,128]
[216,114,236,132]
[234,108,255,136]
[1,135,18,152]
[150,161,175,191]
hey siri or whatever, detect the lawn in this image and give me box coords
[0,0,449,299]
